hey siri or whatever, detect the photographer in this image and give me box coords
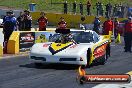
[22,10,32,31]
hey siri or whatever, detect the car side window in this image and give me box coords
[93,32,99,43]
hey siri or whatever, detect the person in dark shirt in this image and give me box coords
[3,10,17,41]
[23,10,32,31]
[79,2,83,15]
[64,1,68,14]
[3,10,17,53]
[87,0,91,15]
[93,17,101,34]
[96,2,100,16]
[73,1,77,14]
[17,12,24,31]
[124,17,132,52]
[114,17,119,39]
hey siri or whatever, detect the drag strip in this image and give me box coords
[0,41,132,88]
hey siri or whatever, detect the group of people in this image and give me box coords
[37,12,67,31]
[2,10,32,53]
[2,9,132,53]
[17,10,32,31]
[59,0,131,18]
[39,13,132,53]
[93,16,132,53]
[59,0,92,15]
[2,10,67,39]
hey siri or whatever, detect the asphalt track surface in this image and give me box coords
[0,40,132,88]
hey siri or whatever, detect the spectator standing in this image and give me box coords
[38,12,48,31]
[93,17,101,34]
[114,17,119,39]
[121,5,125,18]
[73,1,77,14]
[105,4,109,18]
[17,12,24,31]
[103,17,114,35]
[108,3,112,17]
[64,1,68,14]
[117,4,122,17]
[96,2,100,16]
[3,10,17,53]
[127,7,132,17]
[105,3,112,18]
[113,4,118,17]
[58,17,67,29]
[23,10,32,31]
[87,0,91,15]
[79,2,83,15]
[124,17,132,53]
[99,2,104,16]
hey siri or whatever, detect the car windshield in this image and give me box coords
[49,31,94,43]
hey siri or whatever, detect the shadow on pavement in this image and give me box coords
[19,63,80,70]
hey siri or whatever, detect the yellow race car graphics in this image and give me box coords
[49,42,74,55]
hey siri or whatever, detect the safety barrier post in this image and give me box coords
[0,44,3,56]
[7,32,20,54]
[115,33,121,44]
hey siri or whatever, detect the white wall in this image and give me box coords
[0,28,4,47]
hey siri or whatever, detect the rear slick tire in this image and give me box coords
[100,53,107,65]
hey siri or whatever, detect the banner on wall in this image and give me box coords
[35,32,55,43]
[19,32,35,52]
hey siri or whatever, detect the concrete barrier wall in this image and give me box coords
[0,44,3,56]
[7,32,20,54]
[31,12,104,28]
[7,28,56,54]
[0,28,4,56]
[31,12,127,28]
[0,28,4,46]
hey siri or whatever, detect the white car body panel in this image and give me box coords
[29,30,110,65]
[30,42,94,65]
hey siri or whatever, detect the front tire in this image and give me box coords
[86,48,91,68]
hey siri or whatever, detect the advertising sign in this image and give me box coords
[35,32,55,43]
[19,32,35,52]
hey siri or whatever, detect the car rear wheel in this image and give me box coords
[100,53,107,65]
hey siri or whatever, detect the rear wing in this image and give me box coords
[55,28,70,34]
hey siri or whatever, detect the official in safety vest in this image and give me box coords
[38,12,48,31]
[124,17,132,53]
[103,17,114,35]
[58,17,67,29]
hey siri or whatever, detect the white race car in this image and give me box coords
[30,29,111,67]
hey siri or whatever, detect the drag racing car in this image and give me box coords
[30,29,111,67]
